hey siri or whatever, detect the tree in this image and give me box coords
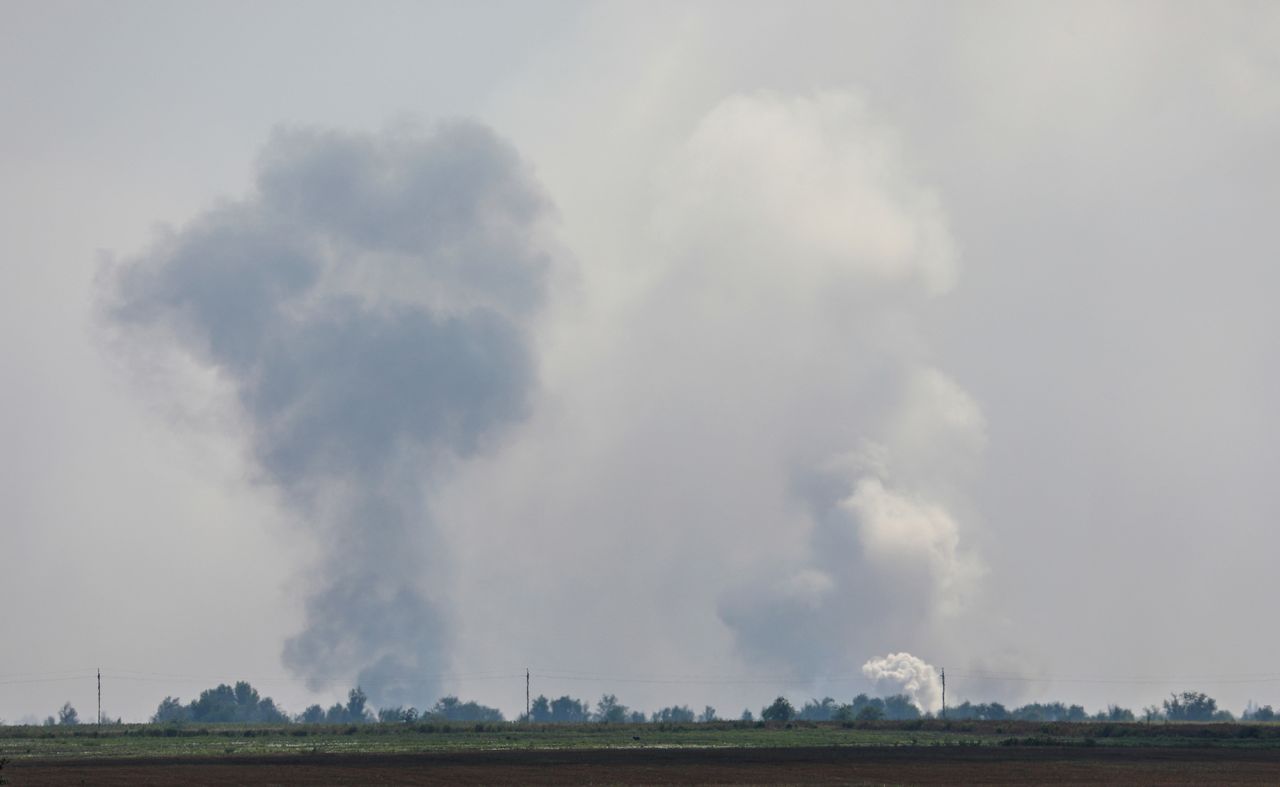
[378,706,419,723]
[345,687,370,723]
[298,705,325,724]
[432,696,461,718]
[529,695,552,723]
[651,705,695,723]
[255,697,289,724]
[549,696,588,723]
[184,681,289,723]
[848,694,885,720]
[882,694,922,720]
[191,684,239,722]
[798,697,838,721]
[1163,691,1218,722]
[152,696,190,724]
[699,705,717,723]
[427,696,503,722]
[945,701,978,720]
[57,702,79,726]
[761,697,795,722]
[740,708,754,722]
[1093,705,1135,722]
[855,704,885,721]
[233,681,260,709]
[594,694,628,724]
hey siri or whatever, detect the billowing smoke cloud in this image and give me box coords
[659,91,985,674]
[103,121,554,707]
[862,652,943,714]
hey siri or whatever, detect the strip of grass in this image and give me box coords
[3,720,1278,760]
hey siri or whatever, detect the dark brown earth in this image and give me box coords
[8,746,1280,786]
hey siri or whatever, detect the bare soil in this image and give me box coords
[8,745,1280,785]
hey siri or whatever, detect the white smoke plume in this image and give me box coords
[862,652,944,714]
[674,91,986,675]
[844,477,982,617]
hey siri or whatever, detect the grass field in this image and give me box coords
[4,720,1280,784]
[3,718,1280,759]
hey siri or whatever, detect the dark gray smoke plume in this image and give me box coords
[105,121,552,707]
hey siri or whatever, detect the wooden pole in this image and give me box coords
[940,668,946,720]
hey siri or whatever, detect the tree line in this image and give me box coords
[899,692,1277,723]
[32,683,1279,726]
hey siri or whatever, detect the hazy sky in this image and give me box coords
[3,0,1279,723]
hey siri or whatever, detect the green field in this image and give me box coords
[4,719,1279,761]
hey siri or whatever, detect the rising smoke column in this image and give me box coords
[104,121,554,707]
[647,90,986,676]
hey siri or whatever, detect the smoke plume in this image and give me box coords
[659,91,985,673]
[862,652,943,714]
[103,121,554,707]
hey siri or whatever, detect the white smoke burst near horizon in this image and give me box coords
[862,652,944,714]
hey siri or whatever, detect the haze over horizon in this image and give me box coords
[3,1,1279,724]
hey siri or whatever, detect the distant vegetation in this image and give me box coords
[378,696,505,724]
[16,682,1269,728]
[152,682,291,724]
[40,702,81,727]
[794,694,923,721]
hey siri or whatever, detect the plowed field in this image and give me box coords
[9,745,1280,785]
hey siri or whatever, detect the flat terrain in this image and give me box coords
[4,721,1280,785]
[10,746,1280,785]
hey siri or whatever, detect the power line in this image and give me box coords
[0,670,97,685]
[949,671,1280,686]
[531,668,1280,687]
[530,673,876,686]
[6,665,1280,698]
[95,668,524,684]
[0,674,97,687]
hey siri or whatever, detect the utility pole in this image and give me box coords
[97,668,102,727]
[525,668,530,721]
[940,668,946,720]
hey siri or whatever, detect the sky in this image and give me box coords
[2,0,1279,723]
